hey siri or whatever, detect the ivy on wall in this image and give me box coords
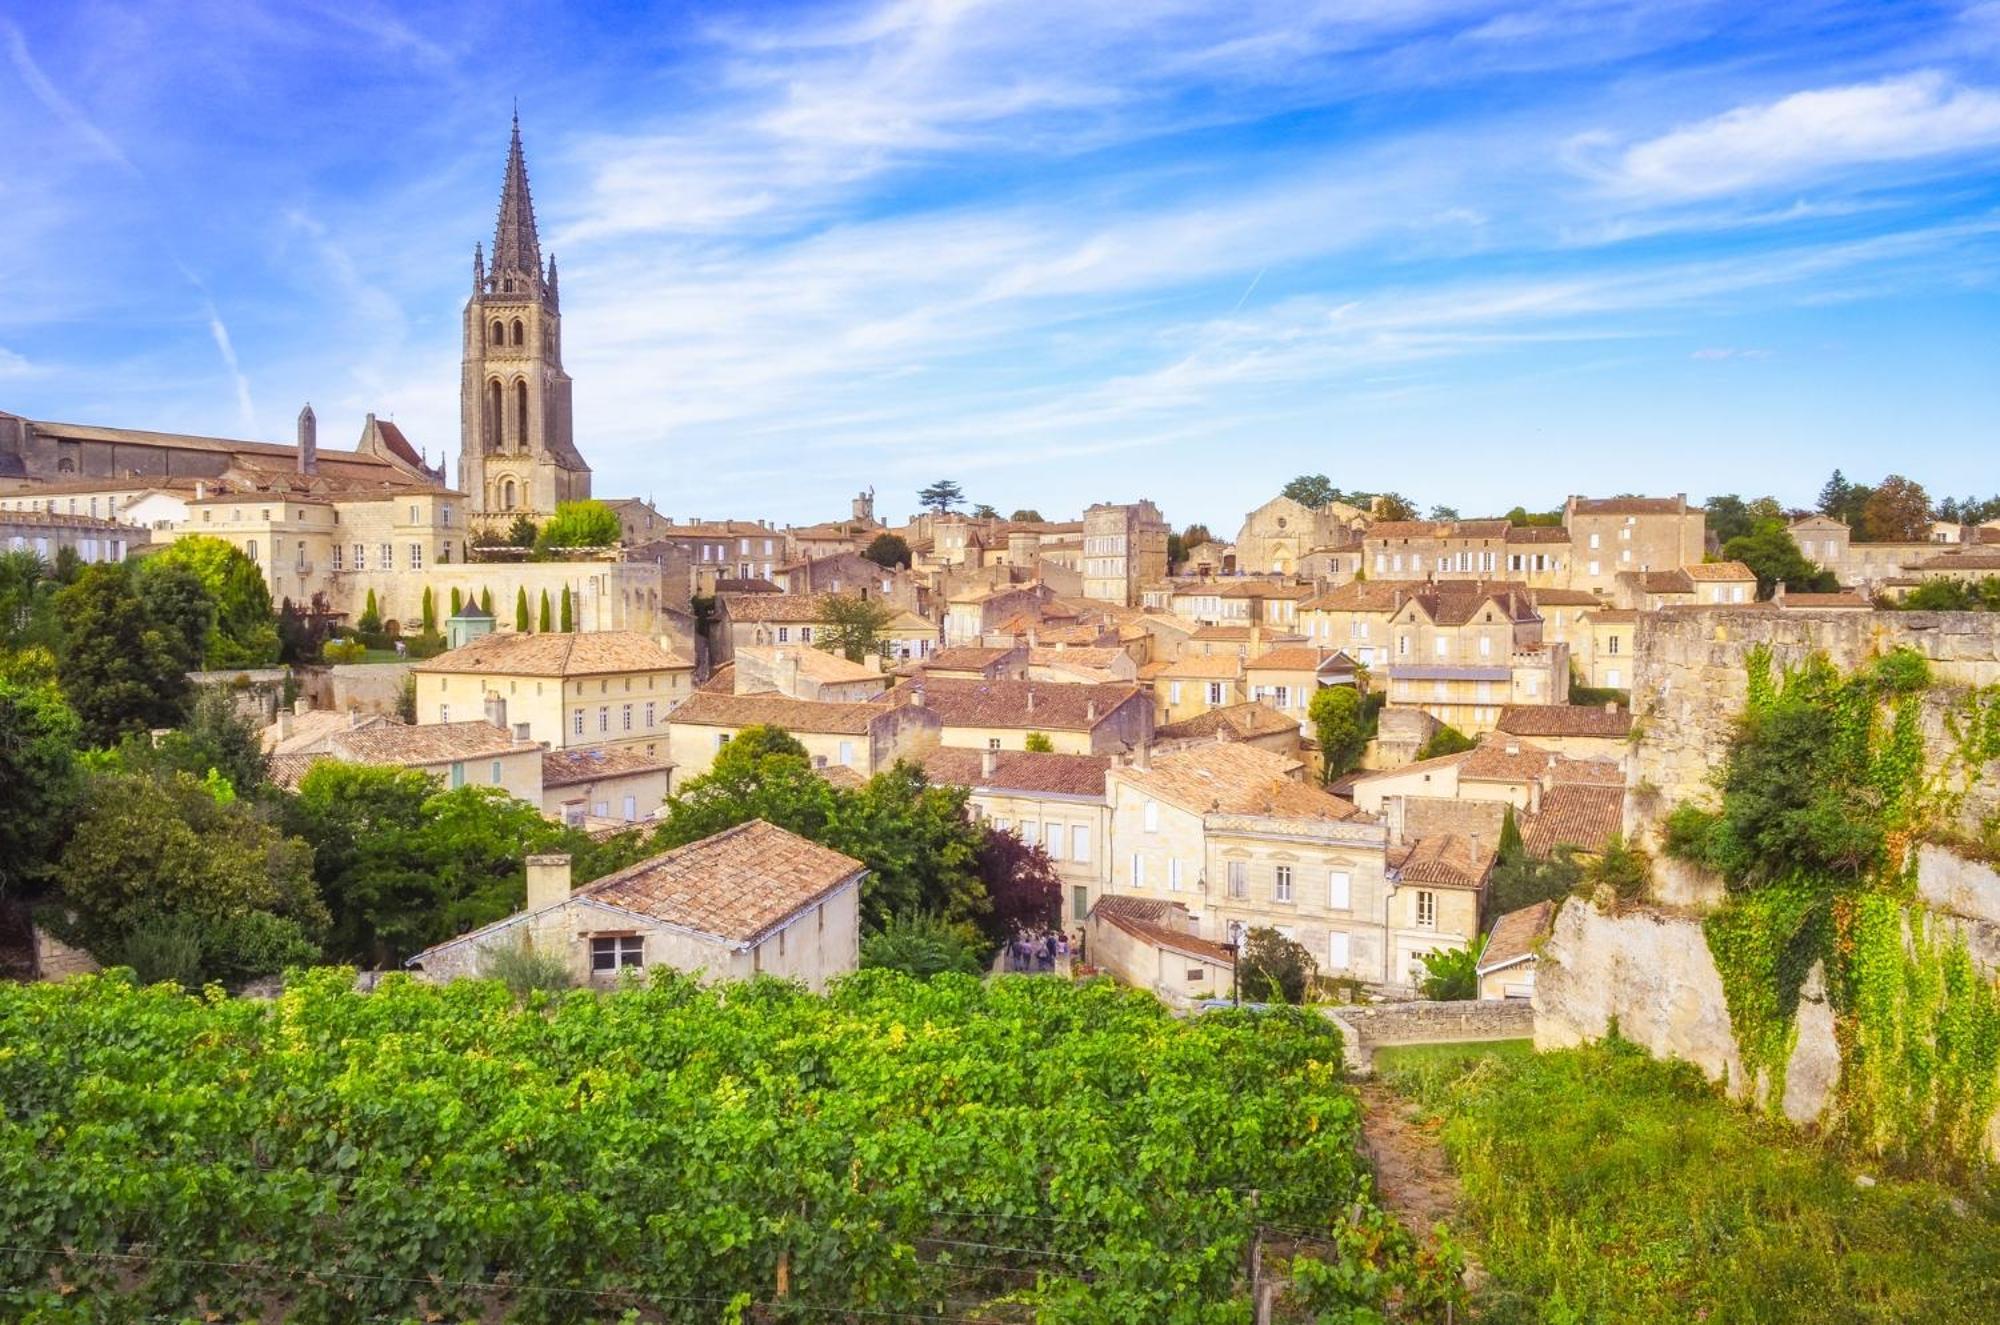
[1665,645,2000,1171]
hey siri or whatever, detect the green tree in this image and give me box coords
[1374,492,1420,521]
[1584,835,1652,902]
[1899,577,2000,611]
[918,479,965,514]
[818,593,895,663]
[1166,531,1186,567]
[971,503,998,520]
[1818,469,1854,518]
[421,586,437,633]
[1418,940,1481,1000]
[1722,521,1839,599]
[1704,494,1755,546]
[0,549,61,655]
[861,913,987,978]
[838,763,990,931]
[1281,475,1337,509]
[1489,805,1585,918]
[1428,504,1460,521]
[480,587,494,614]
[120,686,270,799]
[507,514,538,547]
[535,500,621,550]
[1309,686,1370,781]
[1181,523,1214,549]
[1417,724,1475,760]
[1024,731,1055,753]
[538,588,553,632]
[54,770,325,985]
[450,586,464,616]
[656,726,837,848]
[1008,509,1045,523]
[57,563,204,746]
[515,586,531,632]
[1860,475,1932,543]
[559,584,574,632]
[358,588,383,636]
[0,677,81,898]
[1239,927,1317,1004]
[146,536,280,667]
[1504,506,1563,527]
[863,533,912,569]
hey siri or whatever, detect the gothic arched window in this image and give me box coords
[490,320,504,345]
[511,319,524,346]
[485,379,504,450]
[515,379,530,446]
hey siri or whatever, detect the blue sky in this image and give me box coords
[2,1,1998,530]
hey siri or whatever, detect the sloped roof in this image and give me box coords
[1389,834,1494,888]
[1244,646,1352,673]
[1685,561,1755,581]
[413,631,691,677]
[904,678,1144,732]
[1570,496,1686,515]
[736,645,883,685]
[1113,744,1365,820]
[1089,895,1236,965]
[1300,581,1407,612]
[543,746,673,788]
[1478,900,1556,973]
[1495,705,1631,739]
[261,709,397,754]
[919,748,1112,797]
[1159,655,1244,680]
[667,690,893,735]
[578,820,865,944]
[1154,702,1299,743]
[720,593,834,623]
[1521,784,1626,859]
[332,719,534,766]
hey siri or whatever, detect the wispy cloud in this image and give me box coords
[1585,71,2000,199]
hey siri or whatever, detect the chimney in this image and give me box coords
[484,691,507,731]
[1530,779,1542,814]
[1134,740,1151,769]
[294,697,310,715]
[195,480,207,501]
[1604,700,1618,715]
[1386,795,1407,846]
[297,404,317,475]
[980,747,997,778]
[276,710,295,740]
[348,707,364,729]
[525,853,572,911]
[909,684,926,708]
[1504,740,1519,756]
[1086,698,1098,722]
[1026,688,1036,713]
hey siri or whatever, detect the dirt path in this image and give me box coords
[1355,1079,1464,1242]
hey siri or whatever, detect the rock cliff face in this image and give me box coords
[1628,610,2000,844]
[1533,899,1744,1092]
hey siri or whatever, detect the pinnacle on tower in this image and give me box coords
[490,112,545,294]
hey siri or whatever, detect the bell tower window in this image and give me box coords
[490,319,504,345]
[511,318,524,346]
[515,379,530,448]
[485,379,503,450]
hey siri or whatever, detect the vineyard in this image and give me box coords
[0,968,1457,1323]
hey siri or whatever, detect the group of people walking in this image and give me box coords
[1005,928,1072,974]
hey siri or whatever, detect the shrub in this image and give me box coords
[1239,926,1316,1004]
[1585,834,1652,902]
[481,942,575,998]
[1416,723,1475,760]
[860,913,987,978]
[322,638,366,664]
[1417,940,1480,1000]
[1024,730,1054,753]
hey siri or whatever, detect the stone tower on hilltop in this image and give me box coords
[458,113,591,525]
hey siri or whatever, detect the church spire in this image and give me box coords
[489,111,544,295]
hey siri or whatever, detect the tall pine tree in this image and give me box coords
[538,589,553,633]
[514,587,530,632]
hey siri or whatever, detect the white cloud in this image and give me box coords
[1593,71,2000,198]
[0,346,36,379]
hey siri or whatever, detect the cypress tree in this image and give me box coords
[450,586,463,616]
[539,589,553,633]
[1497,803,1524,863]
[420,587,436,633]
[559,584,574,632]
[515,587,530,633]
[480,587,493,614]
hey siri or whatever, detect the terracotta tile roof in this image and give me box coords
[1159,654,1245,680]
[261,709,397,754]
[919,747,1112,797]
[1506,526,1573,545]
[1527,588,1599,606]
[736,645,883,684]
[1549,758,1626,787]
[1395,581,1539,626]
[1090,895,1236,965]
[1244,646,1352,672]
[1632,569,1695,594]
[580,820,865,944]
[905,678,1144,731]
[267,752,329,790]
[668,690,893,735]
[332,720,535,766]
[1569,496,1686,515]
[543,746,673,787]
[714,577,780,595]
[1445,519,1514,540]
[1351,737,1559,787]
[1478,899,1555,972]
[1366,520,1454,540]
[1522,783,1626,859]
[1684,561,1755,581]
[1914,552,2000,571]
[1028,646,1129,670]
[1154,702,1300,742]
[1114,744,1366,820]
[0,509,138,531]
[1300,581,1407,612]
[1495,705,1632,739]
[1215,580,1314,599]
[698,662,736,693]
[919,645,1019,672]
[720,593,835,623]
[816,764,868,789]
[413,631,692,678]
[1389,834,1494,888]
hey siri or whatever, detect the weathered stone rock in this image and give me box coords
[1780,961,1838,1125]
[1917,844,2000,928]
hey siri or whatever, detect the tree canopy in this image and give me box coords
[1721,520,1839,599]
[1860,475,1932,543]
[1309,685,1371,782]
[147,536,280,667]
[0,677,80,898]
[917,480,965,514]
[56,562,205,746]
[1008,509,1045,523]
[862,532,912,569]
[1280,474,1337,509]
[535,500,622,550]
[817,593,896,663]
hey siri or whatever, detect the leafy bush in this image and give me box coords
[0,969,1455,1319]
[114,915,206,990]
[1416,723,1475,760]
[1023,730,1055,753]
[321,638,367,664]
[1239,926,1317,1004]
[480,942,575,998]
[859,913,986,977]
[534,499,621,551]
[1417,939,1480,1000]
[1583,834,1652,902]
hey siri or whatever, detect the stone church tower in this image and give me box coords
[459,114,591,524]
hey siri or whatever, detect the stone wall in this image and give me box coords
[1325,998,1535,1073]
[32,926,101,981]
[1629,609,2000,843]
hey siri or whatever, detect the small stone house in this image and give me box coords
[666,691,941,781]
[406,820,865,991]
[902,677,1153,756]
[1476,899,1556,1000]
[1086,895,1236,1008]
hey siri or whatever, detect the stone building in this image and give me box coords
[1081,500,1170,607]
[1562,494,1706,597]
[920,747,1113,931]
[457,115,590,524]
[1232,494,1368,577]
[902,677,1153,756]
[665,691,941,782]
[412,630,695,759]
[0,508,144,564]
[406,823,864,990]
